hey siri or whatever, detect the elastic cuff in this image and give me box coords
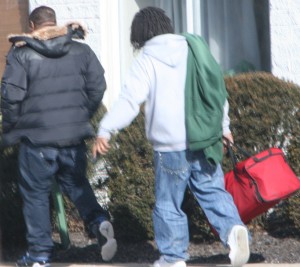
[97,127,112,139]
[28,251,51,260]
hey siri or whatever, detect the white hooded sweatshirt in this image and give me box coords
[98,34,230,152]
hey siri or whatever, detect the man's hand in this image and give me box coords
[92,137,111,157]
[223,132,234,144]
[223,132,234,154]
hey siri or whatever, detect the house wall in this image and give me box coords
[29,0,103,61]
[25,0,300,92]
[270,0,300,85]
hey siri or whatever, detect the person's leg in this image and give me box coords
[56,142,116,261]
[152,150,190,265]
[17,142,59,264]
[188,150,249,266]
[56,143,108,222]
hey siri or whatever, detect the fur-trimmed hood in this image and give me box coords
[8,22,87,58]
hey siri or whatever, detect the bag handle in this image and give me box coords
[252,149,274,162]
[224,139,241,182]
[223,137,252,159]
[227,143,238,173]
[223,137,252,181]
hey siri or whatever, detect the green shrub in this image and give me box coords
[0,146,27,251]
[223,72,300,236]
[0,95,26,252]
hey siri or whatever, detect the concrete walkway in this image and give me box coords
[1,263,300,267]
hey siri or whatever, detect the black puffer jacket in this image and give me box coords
[1,23,106,146]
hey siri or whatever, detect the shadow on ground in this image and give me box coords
[50,240,266,265]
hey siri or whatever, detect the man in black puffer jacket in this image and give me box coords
[1,6,117,267]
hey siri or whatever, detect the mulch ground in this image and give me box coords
[53,229,300,264]
[2,228,300,264]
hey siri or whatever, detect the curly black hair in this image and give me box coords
[130,6,174,50]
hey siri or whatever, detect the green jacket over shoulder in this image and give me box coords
[183,33,227,165]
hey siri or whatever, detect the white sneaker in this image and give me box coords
[227,225,250,267]
[153,256,186,267]
[98,221,117,261]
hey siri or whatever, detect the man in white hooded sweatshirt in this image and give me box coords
[93,6,250,267]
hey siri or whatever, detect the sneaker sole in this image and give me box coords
[101,238,117,261]
[32,264,51,267]
[231,227,250,267]
[153,258,187,267]
[16,263,50,267]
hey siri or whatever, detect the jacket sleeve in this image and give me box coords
[1,49,27,133]
[222,99,231,134]
[97,54,151,139]
[85,47,106,117]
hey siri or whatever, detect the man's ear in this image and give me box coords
[29,21,35,32]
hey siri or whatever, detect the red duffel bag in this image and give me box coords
[224,143,300,224]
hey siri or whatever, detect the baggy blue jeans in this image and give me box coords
[153,150,245,262]
[18,141,108,258]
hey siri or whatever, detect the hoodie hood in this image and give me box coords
[143,34,187,67]
[8,22,87,58]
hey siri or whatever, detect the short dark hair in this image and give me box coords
[29,6,56,27]
[130,7,174,50]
